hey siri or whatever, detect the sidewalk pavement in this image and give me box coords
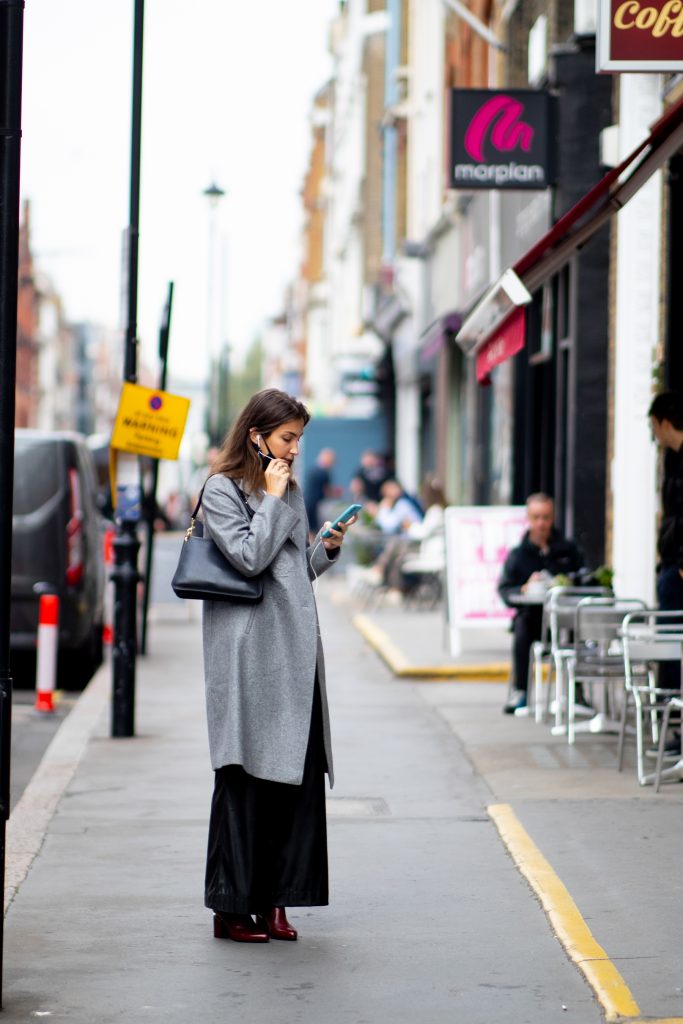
[340,580,511,680]
[3,582,683,1022]
[351,605,511,680]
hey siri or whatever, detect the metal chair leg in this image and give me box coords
[634,691,647,786]
[654,701,676,793]
[646,670,660,745]
[616,686,629,773]
[532,643,544,724]
[653,699,683,792]
[553,654,566,730]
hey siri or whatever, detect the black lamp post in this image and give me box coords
[111,0,145,738]
[0,0,24,1002]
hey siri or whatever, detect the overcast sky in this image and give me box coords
[20,0,337,384]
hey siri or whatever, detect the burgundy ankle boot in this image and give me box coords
[213,913,269,943]
[256,907,298,941]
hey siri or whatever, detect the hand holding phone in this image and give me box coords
[321,503,363,539]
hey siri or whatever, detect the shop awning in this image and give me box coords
[419,311,462,364]
[476,307,526,383]
[456,92,683,365]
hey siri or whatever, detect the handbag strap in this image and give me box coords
[188,476,254,536]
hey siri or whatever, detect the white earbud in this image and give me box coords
[255,434,275,462]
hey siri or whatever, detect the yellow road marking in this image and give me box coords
[352,614,509,680]
[488,803,641,1022]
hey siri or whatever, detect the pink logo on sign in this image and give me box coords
[464,96,534,162]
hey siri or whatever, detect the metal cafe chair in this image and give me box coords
[654,697,683,792]
[530,586,612,727]
[565,597,647,746]
[618,611,683,786]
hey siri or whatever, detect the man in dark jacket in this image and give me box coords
[498,493,584,714]
[649,392,683,692]
[650,392,683,603]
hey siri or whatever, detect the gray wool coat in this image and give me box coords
[200,473,338,787]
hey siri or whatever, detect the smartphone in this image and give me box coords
[321,504,363,538]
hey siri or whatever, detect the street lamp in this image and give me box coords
[202,182,226,445]
[203,181,226,207]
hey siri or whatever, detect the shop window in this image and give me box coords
[527,282,555,363]
[557,265,571,345]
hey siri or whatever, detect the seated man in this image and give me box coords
[498,493,584,714]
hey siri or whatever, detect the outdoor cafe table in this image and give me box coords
[507,592,546,606]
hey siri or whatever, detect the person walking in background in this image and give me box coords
[350,449,390,502]
[199,389,355,943]
[304,447,337,536]
[498,493,583,715]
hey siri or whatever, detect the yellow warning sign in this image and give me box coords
[110,383,190,460]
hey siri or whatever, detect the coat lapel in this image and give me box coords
[242,481,306,549]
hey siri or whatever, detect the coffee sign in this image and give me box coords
[449,89,555,191]
[597,0,683,70]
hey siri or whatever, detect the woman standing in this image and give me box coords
[200,389,352,943]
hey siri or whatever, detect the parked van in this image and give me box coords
[11,430,106,688]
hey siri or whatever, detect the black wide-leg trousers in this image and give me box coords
[204,682,329,915]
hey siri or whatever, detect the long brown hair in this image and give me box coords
[211,388,311,493]
[421,477,448,509]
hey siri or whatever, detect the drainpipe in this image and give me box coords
[382,0,401,265]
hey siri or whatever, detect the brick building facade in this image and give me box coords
[15,200,39,428]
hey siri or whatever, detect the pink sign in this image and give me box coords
[445,506,528,625]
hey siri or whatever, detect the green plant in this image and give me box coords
[550,573,571,588]
[349,537,377,567]
[592,565,614,588]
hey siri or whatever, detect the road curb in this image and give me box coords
[5,658,111,914]
[488,803,641,1022]
[352,613,510,681]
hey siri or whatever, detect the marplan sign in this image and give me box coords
[597,0,683,71]
[449,89,555,191]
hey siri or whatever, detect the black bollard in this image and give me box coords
[111,519,141,737]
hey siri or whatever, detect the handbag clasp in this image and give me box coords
[184,518,196,542]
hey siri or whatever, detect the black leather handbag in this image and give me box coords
[171,477,264,603]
